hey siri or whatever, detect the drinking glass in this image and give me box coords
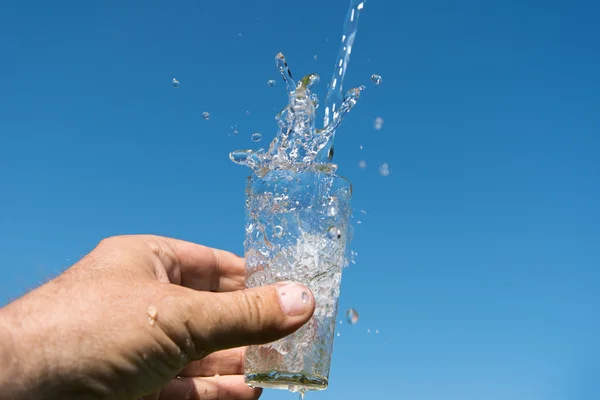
[243,169,352,392]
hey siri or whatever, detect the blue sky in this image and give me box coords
[1,0,599,399]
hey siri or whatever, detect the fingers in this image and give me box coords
[179,348,245,377]
[154,237,246,292]
[161,282,315,357]
[158,375,262,400]
[196,282,315,353]
[96,235,246,292]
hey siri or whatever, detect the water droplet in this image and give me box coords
[358,160,367,169]
[273,225,284,238]
[379,163,390,177]
[367,328,371,333]
[374,116,384,131]
[314,54,318,60]
[327,147,334,160]
[202,111,211,121]
[376,330,380,334]
[346,308,359,325]
[146,305,158,326]
[326,226,342,240]
[147,305,157,319]
[267,79,277,87]
[371,74,382,85]
[172,78,180,88]
[359,144,364,150]
[251,132,263,142]
[360,210,367,214]
[357,220,362,224]
[245,110,251,116]
[301,291,309,303]
[230,125,239,136]
[337,332,341,337]
[339,320,343,325]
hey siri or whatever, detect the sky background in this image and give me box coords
[1,0,599,399]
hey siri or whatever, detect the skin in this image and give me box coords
[0,235,315,400]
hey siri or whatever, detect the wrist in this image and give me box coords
[0,307,26,399]
[0,304,48,400]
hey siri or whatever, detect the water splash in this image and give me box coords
[230,0,367,176]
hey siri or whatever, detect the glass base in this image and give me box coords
[245,372,328,391]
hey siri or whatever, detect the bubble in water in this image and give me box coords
[274,225,284,238]
[359,160,367,169]
[379,163,390,177]
[172,78,180,88]
[326,226,342,240]
[371,74,383,85]
[374,116,384,131]
[267,79,276,87]
[251,132,263,142]
[346,308,359,325]
[202,111,211,121]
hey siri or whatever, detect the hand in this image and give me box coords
[0,235,315,400]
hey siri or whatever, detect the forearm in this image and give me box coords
[0,306,29,400]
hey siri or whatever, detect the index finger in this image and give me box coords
[142,235,246,292]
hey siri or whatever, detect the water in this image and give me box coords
[371,74,382,85]
[147,305,157,326]
[172,78,180,88]
[374,116,384,131]
[230,0,367,177]
[202,111,211,121]
[346,308,359,324]
[379,163,390,177]
[251,132,263,142]
[358,160,367,169]
[233,1,368,397]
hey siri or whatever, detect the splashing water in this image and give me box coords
[267,79,277,87]
[251,132,263,142]
[230,0,367,177]
[202,111,211,121]
[371,74,382,85]
[172,78,180,88]
[346,308,359,325]
[379,163,390,177]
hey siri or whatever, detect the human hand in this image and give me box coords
[0,235,315,400]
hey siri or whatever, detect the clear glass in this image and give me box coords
[243,169,352,392]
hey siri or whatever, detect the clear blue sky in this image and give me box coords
[1,0,599,399]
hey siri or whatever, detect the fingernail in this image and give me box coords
[277,282,312,316]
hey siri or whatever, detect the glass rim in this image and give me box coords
[246,171,352,185]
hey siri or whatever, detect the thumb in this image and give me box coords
[165,282,316,357]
